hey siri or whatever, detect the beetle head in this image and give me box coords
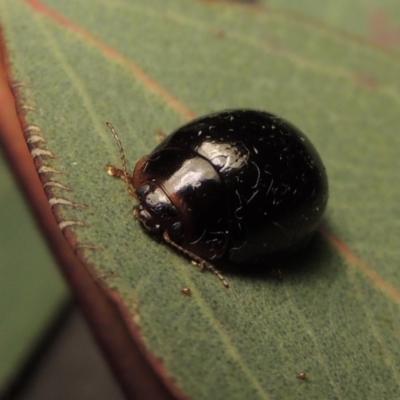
[134,182,183,242]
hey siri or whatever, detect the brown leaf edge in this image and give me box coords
[0,24,188,400]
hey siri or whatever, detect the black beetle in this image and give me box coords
[106,110,328,288]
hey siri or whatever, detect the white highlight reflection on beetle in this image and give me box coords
[196,141,248,172]
[166,158,217,192]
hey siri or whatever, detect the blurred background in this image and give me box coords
[0,151,124,400]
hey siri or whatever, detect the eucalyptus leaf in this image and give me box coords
[1,0,400,399]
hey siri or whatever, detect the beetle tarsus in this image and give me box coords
[105,163,124,178]
[163,231,230,289]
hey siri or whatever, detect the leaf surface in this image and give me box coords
[1,0,400,398]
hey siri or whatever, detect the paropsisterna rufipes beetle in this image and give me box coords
[106,109,328,288]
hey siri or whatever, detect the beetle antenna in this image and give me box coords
[163,231,230,288]
[106,122,134,196]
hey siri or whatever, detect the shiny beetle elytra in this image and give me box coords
[106,109,328,288]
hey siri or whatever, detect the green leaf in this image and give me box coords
[1,0,400,399]
[0,151,68,389]
[268,0,400,52]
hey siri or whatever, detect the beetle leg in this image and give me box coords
[105,164,136,198]
[163,231,229,289]
[155,128,167,142]
[106,163,123,178]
